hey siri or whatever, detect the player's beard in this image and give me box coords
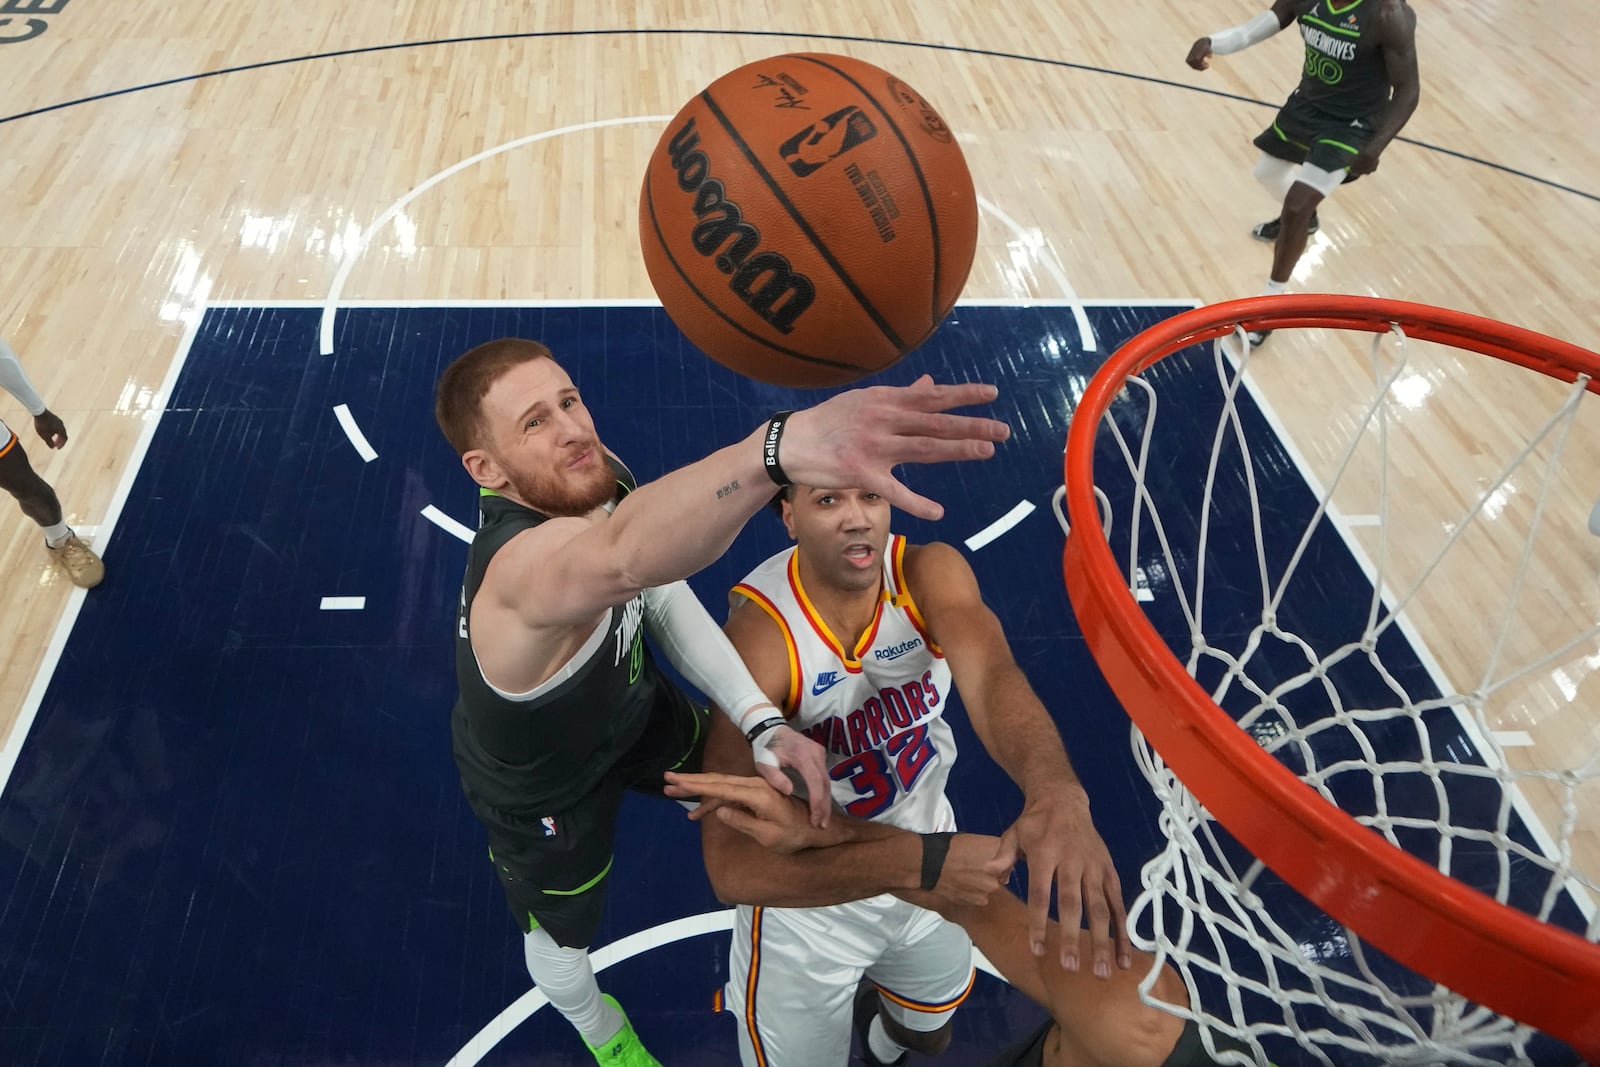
[506,450,616,518]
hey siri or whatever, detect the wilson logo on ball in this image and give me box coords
[779,106,878,177]
[667,117,815,335]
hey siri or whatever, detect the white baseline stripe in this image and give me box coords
[1,311,205,798]
[1491,731,1535,748]
[318,115,674,356]
[332,403,378,462]
[422,505,475,544]
[319,597,366,611]
[965,500,1037,551]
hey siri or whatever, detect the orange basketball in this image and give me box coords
[639,53,978,388]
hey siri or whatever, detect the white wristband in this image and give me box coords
[1208,10,1282,55]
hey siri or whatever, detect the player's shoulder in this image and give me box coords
[1376,0,1416,35]
[901,540,976,590]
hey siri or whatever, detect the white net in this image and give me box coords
[1062,321,1600,1066]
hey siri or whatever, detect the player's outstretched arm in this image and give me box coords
[492,376,1009,630]
[663,716,1014,909]
[907,542,1131,978]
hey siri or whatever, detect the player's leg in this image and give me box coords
[859,903,976,1063]
[723,902,875,1067]
[491,782,658,1065]
[0,419,103,587]
[1248,108,1320,242]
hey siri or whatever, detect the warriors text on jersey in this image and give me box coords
[1294,0,1392,118]
[732,534,957,833]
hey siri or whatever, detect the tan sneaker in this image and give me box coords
[46,533,105,588]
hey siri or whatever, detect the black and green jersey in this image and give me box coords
[450,457,667,822]
[1294,0,1391,119]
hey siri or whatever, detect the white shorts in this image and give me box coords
[723,895,975,1067]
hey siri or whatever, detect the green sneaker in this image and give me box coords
[586,995,661,1066]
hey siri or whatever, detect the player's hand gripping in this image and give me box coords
[779,375,1009,521]
[749,720,832,828]
[1186,37,1216,70]
[1001,785,1132,978]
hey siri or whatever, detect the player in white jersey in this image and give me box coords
[666,485,1128,1067]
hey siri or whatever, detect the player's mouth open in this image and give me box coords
[843,544,874,566]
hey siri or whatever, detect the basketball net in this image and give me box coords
[1058,298,1600,1066]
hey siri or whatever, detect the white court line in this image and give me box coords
[965,500,1037,551]
[977,195,1096,353]
[445,908,1005,1067]
[318,115,674,356]
[422,505,475,544]
[332,403,378,463]
[0,311,205,798]
[319,597,366,611]
[1492,731,1536,748]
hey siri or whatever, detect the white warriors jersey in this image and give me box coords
[732,535,957,834]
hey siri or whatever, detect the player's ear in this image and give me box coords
[781,495,797,541]
[462,448,508,491]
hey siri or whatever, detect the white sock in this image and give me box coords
[523,926,625,1047]
[868,1015,907,1062]
[1263,279,1288,296]
[42,522,71,547]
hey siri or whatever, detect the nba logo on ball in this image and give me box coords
[639,53,979,388]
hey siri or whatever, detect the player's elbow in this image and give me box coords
[705,861,762,905]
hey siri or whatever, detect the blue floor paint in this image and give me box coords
[0,303,1580,1066]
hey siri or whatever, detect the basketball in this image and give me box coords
[639,53,978,388]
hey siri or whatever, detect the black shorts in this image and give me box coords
[484,688,710,948]
[1253,92,1379,179]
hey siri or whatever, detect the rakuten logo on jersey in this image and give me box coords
[873,639,923,662]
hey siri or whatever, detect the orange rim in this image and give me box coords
[1062,294,1600,1060]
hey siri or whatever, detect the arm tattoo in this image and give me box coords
[716,479,741,500]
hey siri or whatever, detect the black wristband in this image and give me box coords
[761,410,794,486]
[745,716,787,743]
[919,832,956,891]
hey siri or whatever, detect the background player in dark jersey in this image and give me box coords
[1188,0,1420,345]
[432,338,1009,1066]
[669,770,1259,1067]
[0,334,104,588]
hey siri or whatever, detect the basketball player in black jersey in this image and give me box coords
[671,770,1262,1067]
[1188,0,1420,345]
[433,337,1008,1066]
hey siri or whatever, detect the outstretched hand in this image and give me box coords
[1186,37,1215,70]
[1002,786,1131,978]
[781,375,1009,520]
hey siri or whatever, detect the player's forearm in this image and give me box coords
[600,423,775,591]
[968,665,1083,799]
[704,817,921,907]
[1370,84,1420,155]
[0,337,48,416]
[644,582,771,722]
